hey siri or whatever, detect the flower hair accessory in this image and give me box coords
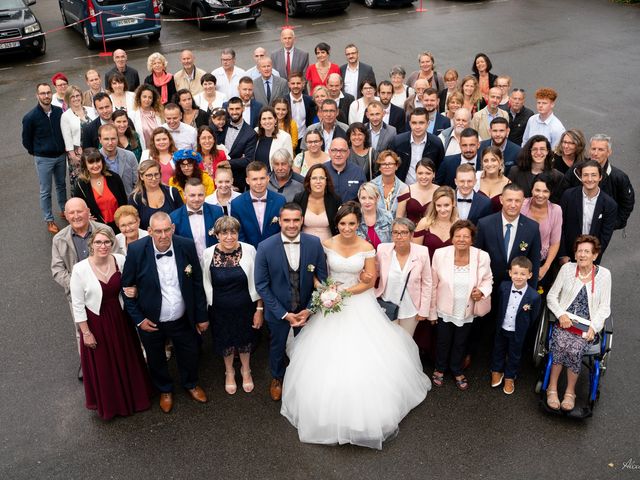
[173,149,203,165]
[519,241,528,252]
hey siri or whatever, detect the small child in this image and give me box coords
[490,256,541,394]
[210,108,228,134]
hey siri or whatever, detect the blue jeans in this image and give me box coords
[34,154,67,222]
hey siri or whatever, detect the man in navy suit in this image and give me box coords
[254,203,328,400]
[475,183,542,288]
[340,44,377,99]
[479,117,521,175]
[423,87,451,136]
[231,161,286,248]
[559,160,617,264]
[378,80,406,133]
[436,128,481,188]
[81,93,113,149]
[220,97,257,191]
[490,257,541,395]
[170,178,224,260]
[121,212,209,413]
[455,163,492,225]
[287,72,316,147]
[391,107,444,185]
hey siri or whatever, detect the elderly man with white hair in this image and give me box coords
[439,107,472,156]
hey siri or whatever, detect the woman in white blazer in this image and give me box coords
[201,217,264,395]
[60,85,97,182]
[69,226,151,420]
[545,235,611,412]
[429,220,493,390]
[254,106,293,168]
[375,218,432,336]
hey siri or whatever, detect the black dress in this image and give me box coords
[254,137,273,169]
[208,245,257,356]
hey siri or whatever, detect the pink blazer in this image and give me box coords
[374,242,432,318]
[429,246,493,320]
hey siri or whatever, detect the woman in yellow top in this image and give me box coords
[168,149,215,200]
[272,97,298,152]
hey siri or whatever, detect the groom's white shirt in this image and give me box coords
[281,233,301,271]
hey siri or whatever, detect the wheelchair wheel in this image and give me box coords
[534,380,543,394]
[532,307,550,367]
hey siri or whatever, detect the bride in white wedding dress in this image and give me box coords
[281,202,431,450]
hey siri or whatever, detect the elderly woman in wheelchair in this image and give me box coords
[544,235,611,412]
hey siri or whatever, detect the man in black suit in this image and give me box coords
[122,211,209,413]
[390,107,444,184]
[326,73,354,125]
[378,80,406,133]
[80,93,113,149]
[287,72,316,148]
[475,183,541,288]
[340,44,377,99]
[507,88,534,146]
[220,97,257,191]
[455,163,492,225]
[479,117,521,175]
[436,128,481,188]
[423,87,451,136]
[559,160,617,264]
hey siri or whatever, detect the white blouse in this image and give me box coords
[439,265,473,327]
[381,252,418,319]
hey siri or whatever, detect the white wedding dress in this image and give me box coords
[281,248,431,450]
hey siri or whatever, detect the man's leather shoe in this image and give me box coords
[47,221,59,234]
[503,378,515,395]
[159,393,173,413]
[188,386,207,403]
[270,379,282,401]
[491,371,504,388]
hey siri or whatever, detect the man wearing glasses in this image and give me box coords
[22,83,67,234]
[301,99,348,152]
[325,138,366,202]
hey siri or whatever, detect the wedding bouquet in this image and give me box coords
[310,278,352,317]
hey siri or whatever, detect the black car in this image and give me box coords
[361,0,413,7]
[158,0,262,30]
[265,0,350,17]
[0,0,45,56]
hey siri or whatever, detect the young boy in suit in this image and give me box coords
[490,256,541,394]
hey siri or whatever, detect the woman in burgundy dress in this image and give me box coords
[396,159,439,225]
[475,146,510,213]
[411,186,459,358]
[70,227,152,420]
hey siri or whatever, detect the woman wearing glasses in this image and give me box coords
[70,226,152,420]
[128,160,183,230]
[72,148,128,233]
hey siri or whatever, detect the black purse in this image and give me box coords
[377,271,411,321]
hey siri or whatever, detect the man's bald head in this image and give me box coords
[64,198,91,233]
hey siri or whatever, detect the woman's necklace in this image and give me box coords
[92,259,111,278]
[577,268,593,280]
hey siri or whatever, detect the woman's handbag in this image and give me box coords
[377,272,411,321]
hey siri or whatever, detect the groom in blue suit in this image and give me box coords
[231,161,286,248]
[122,211,209,413]
[170,178,224,259]
[255,203,328,401]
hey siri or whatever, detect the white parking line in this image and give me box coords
[26,59,60,66]
[73,54,103,59]
[0,67,13,71]
[377,12,399,17]
[127,46,150,52]
[240,31,262,36]
[349,16,370,20]
[163,40,191,46]
[312,20,335,25]
[201,35,230,41]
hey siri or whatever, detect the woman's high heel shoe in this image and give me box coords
[225,370,237,395]
[241,369,254,393]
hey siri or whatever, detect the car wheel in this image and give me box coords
[287,0,299,17]
[157,0,170,14]
[247,17,257,26]
[83,25,98,49]
[35,35,46,56]
[364,0,376,7]
[194,5,207,31]
[148,31,161,42]
[59,3,69,25]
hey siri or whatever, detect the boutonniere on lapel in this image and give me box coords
[208,227,215,237]
[519,241,528,252]
[271,216,279,225]
[184,264,193,277]
[307,264,315,273]
[522,304,531,311]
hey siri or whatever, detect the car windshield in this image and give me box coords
[0,0,28,10]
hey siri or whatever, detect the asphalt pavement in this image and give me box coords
[1,0,639,478]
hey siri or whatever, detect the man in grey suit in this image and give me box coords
[51,198,121,378]
[253,57,289,107]
[365,100,396,153]
[271,28,309,79]
[340,44,377,99]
